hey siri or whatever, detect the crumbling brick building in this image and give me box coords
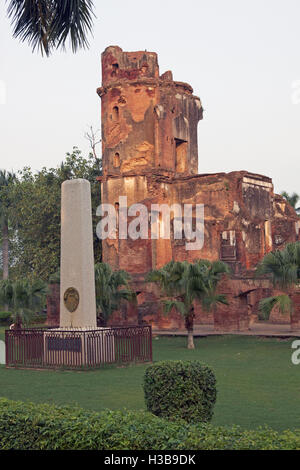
[95,46,300,332]
[47,46,300,331]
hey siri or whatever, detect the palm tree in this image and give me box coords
[94,263,136,326]
[256,242,300,321]
[0,278,48,328]
[146,260,230,349]
[6,0,95,56]
[281,191,300,215]
[0,170,16,280]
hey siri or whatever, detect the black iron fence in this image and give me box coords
[5,325,152,369]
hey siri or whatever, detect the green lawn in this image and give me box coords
[0,327,299,431]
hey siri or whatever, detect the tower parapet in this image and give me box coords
[101,45,159,85]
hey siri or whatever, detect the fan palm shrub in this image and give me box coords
[256,242,300,321]
[94,263,136,326]
[146,260,230,349]
[281,191,300,215]
[0,278,48,328]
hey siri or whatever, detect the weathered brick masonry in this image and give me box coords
[96,46,300,332]
[48,46,300,331]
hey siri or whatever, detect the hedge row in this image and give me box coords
[0,398,300,450]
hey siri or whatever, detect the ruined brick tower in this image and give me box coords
[97,46,300,331]
[98,45,203,179]
[97,46,204,275]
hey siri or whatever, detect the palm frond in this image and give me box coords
[50,0,95,53]
[256,242,300,289]
[162,299,187,316]
[281,191,300,210]
[146,259,229,317]
[0,277,47,324]
[94,262,135,325]
[201,293,228,312]
[6,0,95,56]
[258,294,293,321]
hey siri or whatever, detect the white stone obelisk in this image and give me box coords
[60,179,97,328]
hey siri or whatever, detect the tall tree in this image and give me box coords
[0,170,16,279]
[94,263,136,326]
[8,147,101,281]
[256,242,300,320]
[7,0,95,56]
[146,260,230,349]
[281,191,300,215]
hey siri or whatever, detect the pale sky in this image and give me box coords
[0,0,299,195]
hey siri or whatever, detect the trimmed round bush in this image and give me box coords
[143,360,217,423]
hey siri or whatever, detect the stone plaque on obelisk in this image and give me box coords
[60,179,97,328]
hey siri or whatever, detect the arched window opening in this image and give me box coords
[113,152,120,167]
[112,106,119,121]
[175,138,188,173]
[111,63,119,77]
